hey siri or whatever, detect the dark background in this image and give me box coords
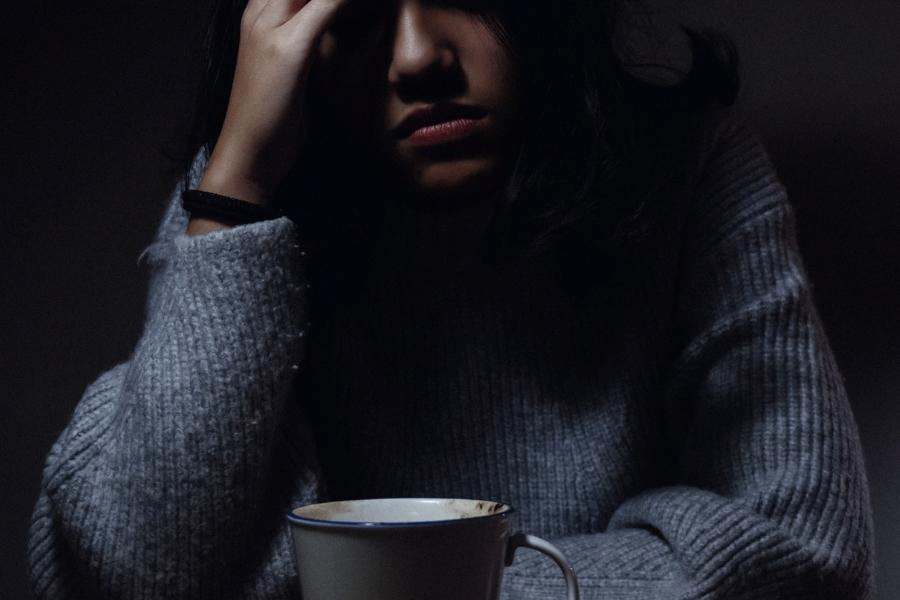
[3,1,898,597]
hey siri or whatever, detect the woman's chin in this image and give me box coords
[403,156,505,205]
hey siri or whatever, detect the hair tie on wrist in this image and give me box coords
[181,189,283,225]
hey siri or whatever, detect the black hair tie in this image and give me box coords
[181,189,283,225]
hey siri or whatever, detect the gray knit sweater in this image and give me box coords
[28,116,874,599]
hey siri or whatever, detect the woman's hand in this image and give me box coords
[197,0,351,207]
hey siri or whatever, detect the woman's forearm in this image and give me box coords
[29,212,320,598]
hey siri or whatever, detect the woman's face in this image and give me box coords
[311,0,520,204]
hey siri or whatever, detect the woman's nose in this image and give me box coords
[387,2,458,94]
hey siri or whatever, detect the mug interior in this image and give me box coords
[290,498,513,525]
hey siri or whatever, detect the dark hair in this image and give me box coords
[179,0,739,302]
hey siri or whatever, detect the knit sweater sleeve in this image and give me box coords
[501,119,875,599]
[26,148,324,599]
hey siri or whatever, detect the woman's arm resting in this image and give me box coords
[502,121,874,599]
[27,151,324,599]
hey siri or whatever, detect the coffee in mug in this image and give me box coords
[288,497,580,600]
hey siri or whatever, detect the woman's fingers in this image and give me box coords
[242,0,273,30]
[259,0,349,31]
[282,0,349,45]
[254,0,301,29]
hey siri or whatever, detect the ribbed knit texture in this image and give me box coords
[27,114,874,599]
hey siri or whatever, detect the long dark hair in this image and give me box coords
[179,0,739,301]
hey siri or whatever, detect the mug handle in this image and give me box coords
[505,533,580,600]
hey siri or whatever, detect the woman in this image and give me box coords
[28,0,874,598]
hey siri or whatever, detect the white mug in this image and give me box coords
[288,498,580,600]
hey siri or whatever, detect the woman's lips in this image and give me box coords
[394,102,490,145]
[405,116,488,147]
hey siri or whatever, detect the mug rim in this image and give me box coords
[287,497,515,529]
